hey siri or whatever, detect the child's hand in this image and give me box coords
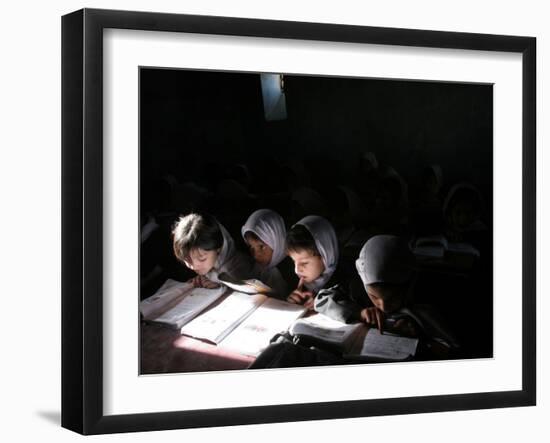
[189,275,220,289]
[201,277,221,289]
[360,307,385,333]
[188,276,201,287]
[303,296,315,309]
[287,277,314,308]
[287,289,314,306]
[390,318,419,337]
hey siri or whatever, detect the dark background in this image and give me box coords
[139,67,493,358]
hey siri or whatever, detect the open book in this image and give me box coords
[289,314,364,351]
[289,314,418,362]
[412,234,480,263]
[218,272,273,295]
[139,279,227,329]
[344,329,418,362]
[181,292,307,356]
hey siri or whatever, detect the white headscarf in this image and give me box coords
[355,235,414,287]
[205,221,251,283]
[241,209,287,268]
[293,215,339,293]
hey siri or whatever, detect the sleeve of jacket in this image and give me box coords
[313,284,363,324]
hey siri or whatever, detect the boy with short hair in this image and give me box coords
[172,212,253,288]
[285,216,340,308]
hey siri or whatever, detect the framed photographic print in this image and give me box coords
[61,8,536,435]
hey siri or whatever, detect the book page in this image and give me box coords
[289,314,362,348]
[181,292,267,344]
[139,279,193,319]
[153,286,227,329]
[356,329,418,361]
[219,298,307,356]
[218,273,273,294]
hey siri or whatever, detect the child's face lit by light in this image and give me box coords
[246,236,273,267]
[288,249,325,283]
[366,284,404,314]
[183,248,219,275]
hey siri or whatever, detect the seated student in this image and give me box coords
[353,150,380,212]
[370,166,409,235]
[410,164,445,236]
[315,235,459,353]
[290,187,327,221]
[353,235,418,334]
[443,182,487,243]
[358,236,458,350]
[285,215,340,309]
[241,209,289,299]
[172,212,253,288]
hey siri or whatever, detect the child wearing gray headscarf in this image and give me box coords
[241,209,289,298]
[316,235,459,352]
[286,215,340,308]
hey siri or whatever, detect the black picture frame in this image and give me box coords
[61,8,536,435]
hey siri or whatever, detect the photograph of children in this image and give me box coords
[139,67,493,374]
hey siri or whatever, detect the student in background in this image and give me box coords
[290,187,327,221]
[443,182,487,243]
[286,215,340,309]
[410,164,445,236]
[370,166,409,235]
[172,212,253,288]
[353,151,380,213]
[241,209,289,299]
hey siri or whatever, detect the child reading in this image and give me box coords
[241,209,289,298]
[354,234,417,333]
[285,215,340,308]
[355,235,459,352]
[315,235,458,354]
[172,212,253,288]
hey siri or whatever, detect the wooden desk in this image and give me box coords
[140,322,254,374]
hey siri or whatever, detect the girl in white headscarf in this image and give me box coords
[241,209,288,298]
[286,215,340,308]
[172,212,253,288]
